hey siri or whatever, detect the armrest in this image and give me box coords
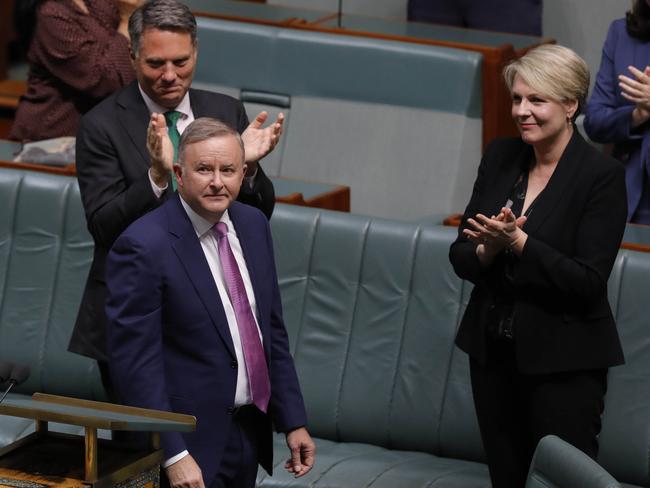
[526,435,620,488]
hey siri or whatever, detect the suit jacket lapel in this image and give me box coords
[488,142,531,219]
[166,196,237,359]
[116,82,151,170]
[189,89,209,119]
[523,131,585,235]
[229,204,272,356]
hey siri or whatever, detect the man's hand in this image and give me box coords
[241,111,284,174]
[147,112,175,188]
[165,454,205,488]
[284,427,315,478]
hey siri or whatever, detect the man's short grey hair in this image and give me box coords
[129,0,197,56]
[177,118,245,166]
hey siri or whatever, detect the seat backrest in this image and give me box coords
[271,203,650,472]
[194,18,483,221]
[598,248,650,487]
[526,435,621,488]
[270,203,485,460]
[0,168,105,400]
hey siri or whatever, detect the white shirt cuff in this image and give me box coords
[149,168,168,198]
[163,450,189,468]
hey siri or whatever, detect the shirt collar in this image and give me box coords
[179,195,232,238]
[138,84,192,119]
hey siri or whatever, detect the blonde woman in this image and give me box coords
[450,45,627,487]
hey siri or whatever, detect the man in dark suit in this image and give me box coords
[69,0,282,369]
[106,117,315,488]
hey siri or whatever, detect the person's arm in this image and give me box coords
[618,65,650,128]
[514,162,627,305]
[164,454,205,488]
[256,215,314,476]
[106,232,188,462]
[234,105,277,219]
[584,21,642,143]
[32,4,134,100]
[76,113,165,250]
[449,140,503,284]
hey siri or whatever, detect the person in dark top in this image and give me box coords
[450,45,627,488]
[407,0,542,36]
[584,0,650,224]
[10,0,142,142]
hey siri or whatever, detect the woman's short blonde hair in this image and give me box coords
[503,44,590,110]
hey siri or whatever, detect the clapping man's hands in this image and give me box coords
[241,111,284,176]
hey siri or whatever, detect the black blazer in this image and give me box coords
[450,131,627,374]
[69,81,275,361]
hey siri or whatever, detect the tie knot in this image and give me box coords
[164,110,181,127]
[214,221,228,238]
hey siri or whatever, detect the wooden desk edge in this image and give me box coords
[32,393,196,427]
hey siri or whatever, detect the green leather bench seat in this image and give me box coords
[0,168,108,446]
[258,436,490,487]
[192,18,482,221]
[258,203,650,487]
[2,167,650,487]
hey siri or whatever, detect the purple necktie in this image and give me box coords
[213,222,271,413]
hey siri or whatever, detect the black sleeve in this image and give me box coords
[76,112,165,249]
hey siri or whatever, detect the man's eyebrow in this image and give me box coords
[144,55,191,63]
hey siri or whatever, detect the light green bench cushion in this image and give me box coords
[0,169,104,400]
[257,434,490,487]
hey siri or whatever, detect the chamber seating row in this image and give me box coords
[193,17,483,221]
[1,167,648,486]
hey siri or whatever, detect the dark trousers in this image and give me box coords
[210,406,261,488]
[470,340,607,488]
[407,0,542,36]
[160,406,261,488]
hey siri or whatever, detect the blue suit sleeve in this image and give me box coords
[584,20,640,144]
[106,232,187,459]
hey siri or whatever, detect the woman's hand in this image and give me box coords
[619,65,650,128]
[463,207,528,266]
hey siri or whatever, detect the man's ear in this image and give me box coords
[173,164,183,187]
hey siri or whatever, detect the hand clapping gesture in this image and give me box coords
[241,111,284,175]
[463,207,528,266]
[618,65,650,128]
[147,112,175,188]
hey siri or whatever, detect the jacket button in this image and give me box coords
[227,407,234,415]
[231,360,237,369]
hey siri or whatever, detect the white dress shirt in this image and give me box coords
[164,196,263,468]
